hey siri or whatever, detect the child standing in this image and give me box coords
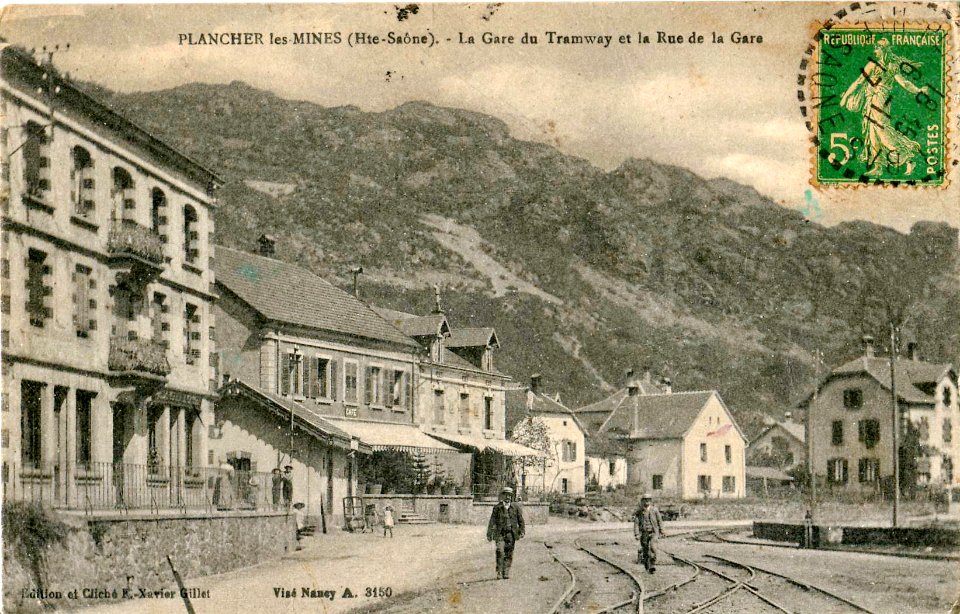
[383,505,395,538]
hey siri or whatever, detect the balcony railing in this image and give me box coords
[6,461,282,514]
[108,336,171,377]
[107,220,164,266]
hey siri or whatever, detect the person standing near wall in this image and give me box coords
[486,487,525,580]
[271,468,283,509]
[281,465,294,508]
[633,493,664,574]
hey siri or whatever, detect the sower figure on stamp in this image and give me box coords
[633,493,664,574]
[486,486,525,579]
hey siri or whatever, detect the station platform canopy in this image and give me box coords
[324,417,459,454]
[425,431,544,457]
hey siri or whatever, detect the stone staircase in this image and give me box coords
[397,504,433,525]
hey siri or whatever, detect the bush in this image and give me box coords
[2,502,70,590]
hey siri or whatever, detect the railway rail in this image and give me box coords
[544,539,643,614]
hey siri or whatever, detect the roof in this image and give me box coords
[753,421,805,446]
[505,387,585,436]
[322,417,458,454]
[800,355,954,407]
[215,246,417,348]
[1,46,222,192]
[219,379,370,453]
[374,307,450,338]
[745,466,794,481]
[447,328,499,348]
[576,390,747,441]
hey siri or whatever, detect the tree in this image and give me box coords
[411,450,431,494]
[511,416,552,492]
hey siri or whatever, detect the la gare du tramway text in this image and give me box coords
[177,30,764,46]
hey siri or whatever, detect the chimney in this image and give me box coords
[862,335,875,358]
[784,410,792,422]
[530,373,542,394]
[642,365,652,385]
[660,377,672,394]
[257,234,276,257]
[907,342,918,361]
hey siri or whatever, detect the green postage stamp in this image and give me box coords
[813,24,951,187]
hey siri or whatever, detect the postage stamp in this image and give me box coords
[811,23,952,187]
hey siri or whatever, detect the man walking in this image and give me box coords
[486,487,525,579]
[633,493,664,574]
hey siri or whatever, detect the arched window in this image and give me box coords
[23,122,50,199]
[183,205,199,263]
[112,167,135,221]
[151,188,168,242]
[71,146,95,217]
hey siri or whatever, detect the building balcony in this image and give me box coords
[108,336,171,380]
[106,220,165,284]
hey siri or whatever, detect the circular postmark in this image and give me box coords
[797,2,959,188]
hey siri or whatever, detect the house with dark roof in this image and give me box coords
[576,377,746,500]
[748,420,806,471]
[505,375,587,495]
[800,336,959,492]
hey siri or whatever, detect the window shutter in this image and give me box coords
[842,459,849,484]
[280,353,290,395]
[385,370,394,408]
[572,442,577,461]
[364,367,372,404]
[303,356,313,398]
[330,359,338,401]
[405,373,412,409]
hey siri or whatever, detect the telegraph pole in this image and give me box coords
[889,324,900,528]
[807,349,821,523]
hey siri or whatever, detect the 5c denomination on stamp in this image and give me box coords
[811,23,951,187]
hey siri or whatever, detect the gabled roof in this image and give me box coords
[218,379,371,453]
[447,328,500,349]
[799,355,954,407]
[374,307,450,339]
[752,421,805,446]
[215,246,417,348]
[576,390,747,441]
[505,387,585,435]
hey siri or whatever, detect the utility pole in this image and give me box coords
[807,349,822,524]
[889,324,900,528]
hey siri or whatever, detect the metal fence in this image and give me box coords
[4,461,283,514]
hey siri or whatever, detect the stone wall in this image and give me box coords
[4,509,296,613]
[753,520,960,548]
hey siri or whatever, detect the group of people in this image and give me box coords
[271,465,295,508]
[484,488,665,580]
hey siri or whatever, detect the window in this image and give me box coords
[112,167,135,220]
[151,188,168,243]
[308,357,332,399]
[344,361,358,403]
[483,397,493,430]
[827,458,849,484]
[858,419,881,449]
[147,405,164,472]
[944,387,953,407]
[26,249,51,328]
[71,146,95,217]
[76,391,95,467]
[858,457,880,483]
[843,388,863,409]
[917,417,930,442]
[459,393,470,427]
[184,303,201,365]
[280,351,303,396]
[72,265,97,337]
[183,205,199,263]
[944,419,952,444]
[20,381,43,468]
[700,442,707,462]
[388,370,405,409]
[722,476,736,493]
[832,421,844,446]
[365,366,382,406]
[561,478,569,494]
[151,293,169,347]
[23,121,50,198]
[433,389,445,423]
[697,475,711,492]
[652,474,663,490]
[562,440,577,462]
[724,444,732,464]
[944,456,954,483]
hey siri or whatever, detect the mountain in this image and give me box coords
[92,81,960,436]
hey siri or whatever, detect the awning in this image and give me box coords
[323,418,458,454]
[426,432,544,457]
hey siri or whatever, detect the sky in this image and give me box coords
[1,2,957,232]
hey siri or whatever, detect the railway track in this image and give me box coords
[579,531,879,614]
[544,539,643,614]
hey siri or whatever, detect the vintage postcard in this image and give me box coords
[0,3,958,614]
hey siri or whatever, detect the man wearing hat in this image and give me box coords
[486,486,525,579]
[633,493,664,573]
[281,465,294,508]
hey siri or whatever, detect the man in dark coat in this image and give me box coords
[633,493,664,573]
[271,468,283,508]
[281,465,294,508]
[486,486,525,579]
